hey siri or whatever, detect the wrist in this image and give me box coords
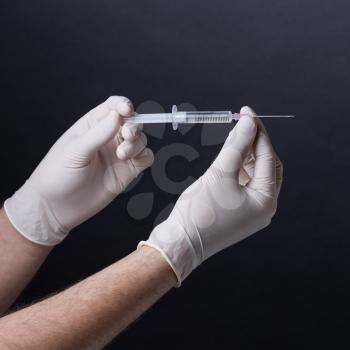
[0,207,53,253]
[135,246,178,287]
[139,218,200,286]
[4,181,69,246]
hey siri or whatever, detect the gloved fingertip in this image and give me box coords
[118,98,134,117]
[116,146,128,160]
[133,148,154,169]
[125,128,134,140]
[138,147,154,160]
[122,124,140,140]
[240,105,256,116]
[236,115,257,135]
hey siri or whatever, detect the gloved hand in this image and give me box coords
[139,106,283,285]
[5,96,154,245]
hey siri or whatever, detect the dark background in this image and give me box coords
[0,0,349,349]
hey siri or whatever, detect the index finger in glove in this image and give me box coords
[120,122,143,141]
[212,110,257,177]
[85,96,134,125]
[248,116,277,198]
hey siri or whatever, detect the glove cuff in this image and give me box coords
[138,241,182,287]
[4,181,69,246]
[138,219,200,286]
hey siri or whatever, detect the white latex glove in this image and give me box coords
[5,96,154,246]
[139,106,283,285]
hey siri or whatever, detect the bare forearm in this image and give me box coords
[0,246,176,350]
[0,208,52,314]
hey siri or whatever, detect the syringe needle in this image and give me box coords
[257,115,294,118]
[236,114,295,119]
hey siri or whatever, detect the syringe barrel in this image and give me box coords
[124,110,233,127]
[179,111,232,123]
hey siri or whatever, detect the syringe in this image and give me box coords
[124,105,294,130]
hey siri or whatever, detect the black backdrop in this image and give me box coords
[1,0,349,349]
